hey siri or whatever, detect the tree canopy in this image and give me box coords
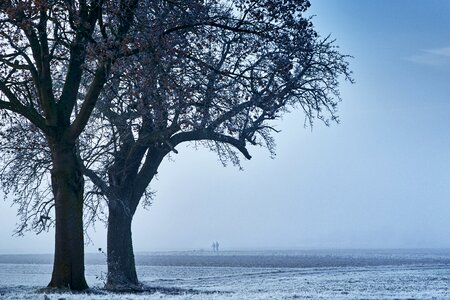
[81,0,352,289]
[0,0,352,291]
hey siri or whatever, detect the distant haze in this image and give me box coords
[1,0,450,254]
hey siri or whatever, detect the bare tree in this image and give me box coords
[80,0,353,291]
[0,0,144,290]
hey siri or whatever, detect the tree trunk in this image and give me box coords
[106,200,140,291]
[47,141,88,291]
[103,149,165,291]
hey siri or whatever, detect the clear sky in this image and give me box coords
[1,0,450,253]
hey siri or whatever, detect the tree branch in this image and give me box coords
[162,21,261,37]
[68,63,109,140]
[0,82,48,133]
[170,130,252,160]
[58,0,103,121]
[130,148,166,213]
[82,165,112,200]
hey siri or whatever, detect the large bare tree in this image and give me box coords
[0,0,143,290]
[79,0,353,291]
[0,0,352,292]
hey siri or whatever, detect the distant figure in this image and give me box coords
[211,241,220,252]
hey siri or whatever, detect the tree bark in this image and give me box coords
[47,140,88,291]
[101,148,165,291]
[106,199,140,291]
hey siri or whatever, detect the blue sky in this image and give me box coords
[1,0,450,253]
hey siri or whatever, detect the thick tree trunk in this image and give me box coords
[103,149,165,291]
[47,141,88,291]
[106,201,140,291]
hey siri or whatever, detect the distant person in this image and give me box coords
[212,242,217,252]
[216,241,219,252]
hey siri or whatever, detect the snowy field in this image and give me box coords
[1,250,450,299]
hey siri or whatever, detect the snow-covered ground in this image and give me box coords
[1,250,450,299]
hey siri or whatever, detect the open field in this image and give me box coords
[1,250,450,299]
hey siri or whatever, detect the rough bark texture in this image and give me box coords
[106,199,140,291]
[100,149,165,291]
[47,140,88,290]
